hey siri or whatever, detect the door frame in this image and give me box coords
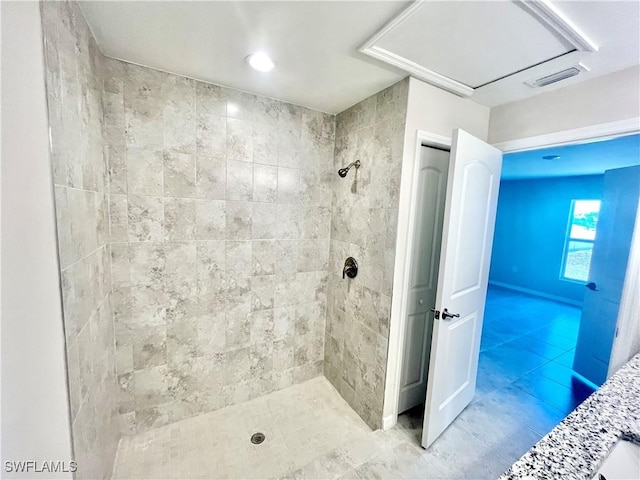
[382,117,640,431]
[383,130,452,430]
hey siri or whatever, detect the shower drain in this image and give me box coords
[250,432,265,445]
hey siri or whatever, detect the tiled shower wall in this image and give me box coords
[41,1,119,478]
[324,80,409,429]
[43,0,411,464]
[103,61,335,432]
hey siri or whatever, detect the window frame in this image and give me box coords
[560,199,601,284]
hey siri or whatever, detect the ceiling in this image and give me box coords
[80,1,410,114]
[502,134,640,180]
[80,1,640,114]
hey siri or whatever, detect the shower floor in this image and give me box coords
[114,374,517,479]
[113,376,373,479]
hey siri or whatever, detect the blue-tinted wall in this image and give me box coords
[489,175,604,304]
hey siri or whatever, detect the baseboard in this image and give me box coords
[489,281,583,307]
[382,414,397,431]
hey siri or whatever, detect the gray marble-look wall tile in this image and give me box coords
[325,79,408,431]
[252,240,277,276]
[253,164,278,202]
[197,312,226,357]
[278,130,303,168]
[164,151,196,198]
[250,275,275,312]
[46,102,67,187]
[164,242,197,286]
[251,203,276,240]
[54,186,73,268]
[276,204,303,239]
[196,156,226,200]
[196,240,225,281]
[125,98,163,148]
[298,238,330,272]
[226,160,253,201]
[109,194,128,242]
[274,306,295,342]
[43,5,120,476]
[253,122,278,166]
[134,365,169,409]
[107,144,127,194]
[128,195,163,242]
[249,342,274,379]
[166,280,198,325]
[129,242,164,288]
[126,147,163,196]
[163,102,195,154]
[227,118,253,162]
[101,56,124,94]
[126,284,167,327]
[167,320,200,366]
[196,110,226,158]
[110,242,131,289]
[164,197,196,241]
[196,199,226,240]
[196,82,227,116]
[225,241,252,279]
[132,324,167,370]
[102,57,337,434]
[275,240,299,275]
[250,309,274,346]
[117,372,135,414]
[103,91,124,145]
[226,201,252,240]
[277,166,300,204]
[224,347,251,386]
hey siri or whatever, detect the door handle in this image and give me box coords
[430,308,440,320]
[442,308,460,320]
[585,282,598,291]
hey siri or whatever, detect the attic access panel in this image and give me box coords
[363,1,579,93]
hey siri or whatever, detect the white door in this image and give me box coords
[421,129,502,448]
[573,165,640,385]
[399,146,449,414]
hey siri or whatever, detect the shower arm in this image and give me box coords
[338,159,361,177]
[346,160,360,170]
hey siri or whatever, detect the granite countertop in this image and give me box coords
[500,353,640,480]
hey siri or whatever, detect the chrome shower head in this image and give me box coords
[338,160,361,178]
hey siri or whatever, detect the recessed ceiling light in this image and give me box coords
[542,155,560,160]
[246,52,275,72]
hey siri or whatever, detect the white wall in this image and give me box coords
[1,2,74,477]
[383,77,491,426]
[489,65,640,144]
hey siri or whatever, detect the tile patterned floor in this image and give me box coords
[114,286,597,479]
[113,376,372,479]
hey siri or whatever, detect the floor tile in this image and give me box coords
[555,348,577,367]
[533,360,598,393]
[479,332,505,352]
[113,376,371,479]
[501,334,568,360]
[352,442,430,480]
[512,371,592,415]
[477,382,567,436]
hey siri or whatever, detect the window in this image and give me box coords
[561,199,601,282]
